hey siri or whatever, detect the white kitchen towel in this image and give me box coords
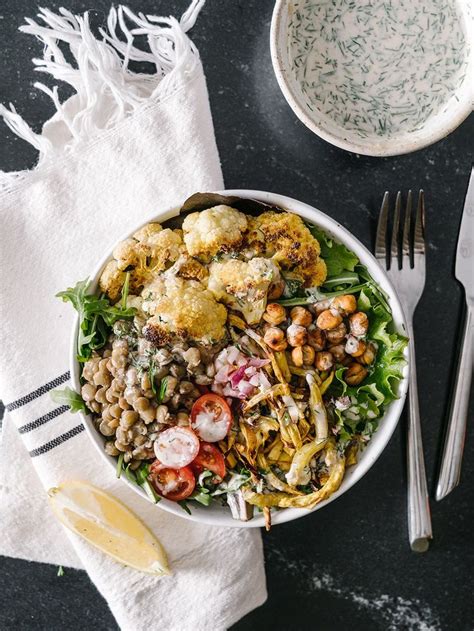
[0,4,266,630]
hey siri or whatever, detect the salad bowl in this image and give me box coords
[70,190,409,528]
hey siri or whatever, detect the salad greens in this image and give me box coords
[56,277,135,362]
[116,458,161,504]
[280,224,407,450]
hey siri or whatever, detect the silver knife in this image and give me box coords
[436,166,474,501]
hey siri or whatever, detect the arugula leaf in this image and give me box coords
[135,462,161,503]
[278,283,368,306]
[50,387,87,413]
[178,500,192,515]
[56,278,136,362]
[191,489,212,506]
[323,271,360,290]
[124,464,137,484]
[309,226,359,276]
[121,271,131,310]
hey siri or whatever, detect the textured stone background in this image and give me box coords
[1,2,473,630]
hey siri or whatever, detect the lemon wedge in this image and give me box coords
[48,481,170,576]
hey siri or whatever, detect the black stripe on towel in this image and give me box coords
[6,372,70,412]
[29,424,85,457]
[18,406,69,434]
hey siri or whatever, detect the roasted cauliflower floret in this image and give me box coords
[101,224,186,299]
[182,205,248,259]
[174,255,208,281]
[208,257,281,325]
[132,223,162,242]
[244,211,327,287]
[99,260,126,300]
[141,275,227,344]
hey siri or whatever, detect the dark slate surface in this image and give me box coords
[1,2,473,630]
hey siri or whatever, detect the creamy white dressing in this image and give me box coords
[288,0,469,138]
[192,410,229,442]
[153,427,199,468]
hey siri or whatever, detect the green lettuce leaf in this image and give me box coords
[328,284,407,449]
[309,226,359,276]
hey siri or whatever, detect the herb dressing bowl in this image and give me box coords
[270,0,474,157]
[71,190,409,528]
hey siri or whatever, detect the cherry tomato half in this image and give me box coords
[190,394,232,443]
[191,442,226,479]
[149,461,196,502]
[153,426,200,468]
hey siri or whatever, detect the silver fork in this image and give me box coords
[376,190,432,553]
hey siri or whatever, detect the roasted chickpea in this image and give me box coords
[345,336,367,357]
[315,351,334,371]
[263,303,287,325]
[291,345,315,367]
[358,341,377,365]
[331,294,357,315]
[345,362,368,386]
[349,312,369,337]
[263,327,288,351]
[268,279,285,300]
[326,322,347,345]
[352,340,367,358]
[316,309,343,331]
[286,323,308,347]
[307,327,326,351]
[329,344,346,363]
[312,299,332,315]
[290,306,312,327]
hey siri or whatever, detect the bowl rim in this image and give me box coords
[270,0,474,157]
[70,189,409,528]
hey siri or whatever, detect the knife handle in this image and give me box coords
[436,304,473,501]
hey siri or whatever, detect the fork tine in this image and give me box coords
[414,190,425,254]
[375,191,389,265]
[390,191,401,269]
[402,190,413,266]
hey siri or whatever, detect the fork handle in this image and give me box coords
[436,304,473,501]
[406,319,433,552]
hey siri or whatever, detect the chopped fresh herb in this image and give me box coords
[57,566,65,577]
[50,387,87,413]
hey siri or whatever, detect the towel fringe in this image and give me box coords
[0,1,205,168]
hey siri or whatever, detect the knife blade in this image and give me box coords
[455,166,474,303]
[436,167,474,501]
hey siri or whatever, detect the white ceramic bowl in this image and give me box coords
[270,0,474,157]
[71,190,409,528]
